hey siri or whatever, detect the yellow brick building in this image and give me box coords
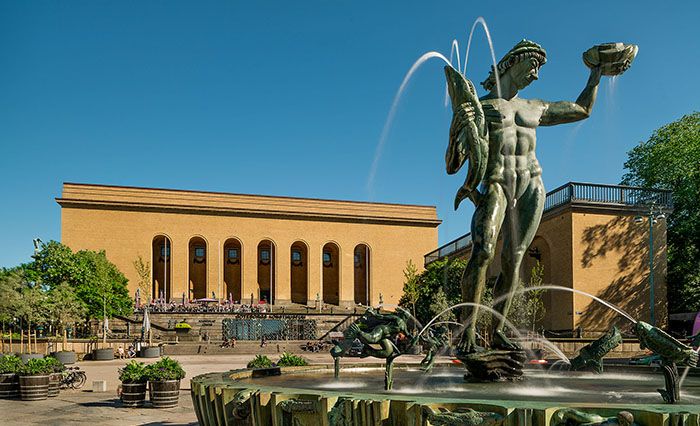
[57,183,440,308]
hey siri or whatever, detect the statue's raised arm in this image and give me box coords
[540,43,637,126]
[444,66,488,210]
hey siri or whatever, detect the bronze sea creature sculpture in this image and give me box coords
[634,321,699,403]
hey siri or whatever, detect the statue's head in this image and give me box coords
[481,39,547,92]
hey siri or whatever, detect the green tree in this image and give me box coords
[15,284,48,354]
[47,282,87,350]
[400,260,420,331]
[29,241,133,328]
[133,255,151,302]
[621,112,700,313]
[0,268,23,352]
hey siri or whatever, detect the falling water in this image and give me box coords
[491,284,637,324]
[444,39,462,107]
[462,16,501,99]
[415,302,524,343]
[366,51,452,194]
[524,334,570,364]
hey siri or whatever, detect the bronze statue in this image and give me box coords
[444,40,637,378]
[551,408,636,426]
[330,307,412,390]
[569,327,622,373]
[635,320,699,403]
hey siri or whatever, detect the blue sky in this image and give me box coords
[1,1,698,268]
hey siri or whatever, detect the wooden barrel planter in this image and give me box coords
[139,347,161,358]
[149,380,180,408]
[19,353,43,363]
[19,375,49,401]
[92,348,114,361]
[52,351,77,365]
[0,373,19,399]
[120,381,147,407]
[48,372,62,397]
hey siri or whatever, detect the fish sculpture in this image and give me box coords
[444,65,488,210]
[635,321,699,367]
[569,326,622,373]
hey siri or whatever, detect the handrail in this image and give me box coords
[425,182,673,265]
[317,314,355,342]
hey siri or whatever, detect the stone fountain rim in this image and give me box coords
[190,363,700,413]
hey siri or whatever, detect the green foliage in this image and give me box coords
[622,112,700,312]
[0,268,23,324]
[144,357,186,381]
[133,255,151,302]
[399,258,466,327]
[276,352,308,367]
[16,285,49,326]
[29,241,133,320]
[43,356,65,373]
[18,358,52,376]
[400,260,421,331]
[119,360,147,383]
[47,282,86,330]
[0,355,22,374]
[507,262,547,331]
[246,354,273,369]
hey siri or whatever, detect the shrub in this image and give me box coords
[144,357,186,381]
[44,356,65,373]
[18,358,52,376]
[276,352,308,367]
[0,355,22,374]
[246,354,272,369]
[119,360,147,383]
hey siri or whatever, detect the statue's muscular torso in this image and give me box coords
[481,96,546,201]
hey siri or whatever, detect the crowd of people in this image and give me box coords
[134,301,269,314]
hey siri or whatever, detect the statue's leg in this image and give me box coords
[493,177,545,333]
[457,183,507,353]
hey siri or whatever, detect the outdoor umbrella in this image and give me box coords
[142,306,151,346]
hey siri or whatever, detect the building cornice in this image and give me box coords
[57,183,441,228]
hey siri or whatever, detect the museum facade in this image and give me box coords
[57,183,440,308]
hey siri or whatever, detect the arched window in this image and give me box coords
[290,241,308,305]
[257,240,276,304]
[322,242,340,305]
[152,235,172,302]
[223,238,243,303]
[189,236,208,300]
[354,244,370,305]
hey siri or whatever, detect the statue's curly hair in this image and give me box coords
[481,39,547,91]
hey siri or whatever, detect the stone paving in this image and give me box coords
[0,352,426,425]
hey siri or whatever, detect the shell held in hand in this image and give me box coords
[583,43,638,76]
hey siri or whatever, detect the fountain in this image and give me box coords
[190,21,699,425]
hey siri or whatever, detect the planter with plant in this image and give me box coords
[18,358,52,401]
[246,354,273,369]
[44,356,65,397]
[276,352,308,367]
[145,357,185,408]
[118,360,148,407]
[0,355,22,399]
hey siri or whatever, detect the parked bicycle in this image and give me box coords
[60,366,87,390]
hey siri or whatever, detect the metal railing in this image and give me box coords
[425,182,673,265]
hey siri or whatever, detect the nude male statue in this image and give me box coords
[444,40,605,355]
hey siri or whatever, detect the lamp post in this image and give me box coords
[634,204,666,326]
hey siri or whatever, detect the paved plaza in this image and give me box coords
[0,353,426,425]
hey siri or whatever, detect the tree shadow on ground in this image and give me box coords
[78,398,122,408]
[578,215,666,334]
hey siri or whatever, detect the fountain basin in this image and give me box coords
[190,363,700,425]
